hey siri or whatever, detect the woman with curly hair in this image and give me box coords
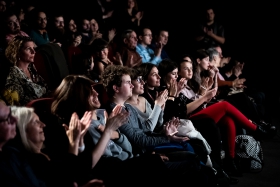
[1,36,49,106]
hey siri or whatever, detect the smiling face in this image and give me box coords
[68,19,77,32]
[146,67,161,89]
[132,76,145,95]
[124,31,138,49]
[90,19,99,33]
[89,87,101,110]
[25,113,45,149]
[6,15,20,34]
[54,16,64,29]
[19,41,36,63]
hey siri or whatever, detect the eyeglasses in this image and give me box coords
[0,107,13,124]
[136,76,143,83]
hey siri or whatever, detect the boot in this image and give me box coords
[254,124,277,140]
[223,158,243,177]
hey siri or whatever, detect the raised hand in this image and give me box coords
[232,78,246,88]
[177,78,187,95]
[108,28,116,42]
[155,89,168,107]
[80,111,93,138]
[168,79,177,97]
[165,117,190,143]
[113,52,123,66]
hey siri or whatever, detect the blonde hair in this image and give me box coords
[11,106,37,152]
[5,36,34,66]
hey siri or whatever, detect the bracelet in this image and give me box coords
[167,97,175,101]
[168,95,175,98]
[200,85,207,90]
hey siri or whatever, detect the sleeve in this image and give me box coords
[143,101,162,131]
[150,56,162,65]
[113,131,133,155]
[118,107,169,149]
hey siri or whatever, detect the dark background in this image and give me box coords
[17,0,280,115]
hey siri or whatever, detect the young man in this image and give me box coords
[136,27,163,65]
[150,29,169,60]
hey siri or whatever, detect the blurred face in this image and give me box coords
[82,19,90,32]
[6,15,20,34]
[90,19,99,33]
[127,0,135,8]
[0,104,17,144]
[197,56,210,70]
[146,67,161,88]
[165,68,178,84]
[157,31,169,46]
[69,19,77,32]
[124,31,138,49]
[179,60,193,80]
[37,12,47,29]
[89,88,100,109]
[206,9,215,21]
[132,76,145,95]
[117,74,134,99]
[96,47,108,60]
[19,41,36,63]
[0,1,6,13]
[140,28,152,45]
[26,113,46,147]
[18,8,25,21]
[54,16,64,29]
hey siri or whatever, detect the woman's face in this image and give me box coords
[132,76,145,95]
[90,19,99,33]
[146,67,161,88]
[89,88,101,110]
[19,41,36,63]
[26,113,45,147]
[197,56,210,70]
[179,60,193,80]
[165,68,178,84]
[127,0,135,8]
[96,47,108,60]
[69,19,77,33]
[0,104,17,143]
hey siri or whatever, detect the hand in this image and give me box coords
[93,31,103,39]
[135,11,143,20]
[168,79,177,97]
[155,89,168,107]
[206,29,214,36]
[113,52,123,65]
[72,35,82,47]
[154,41,163,57]
[203,87,217,102]
[80,111,93,138]
[232,78,246,88]
[74,179,105,187]
[104,111,129,133]
[108,28,116,42]
[177,78,187,95]
[164,117,180,136]
[199,78,210,95]
[63,113,81,146]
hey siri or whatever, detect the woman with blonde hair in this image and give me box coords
[2,36,49,106]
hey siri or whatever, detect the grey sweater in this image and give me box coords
[86,110,133,161]
[107,103,169,154]
[130,100,164,131]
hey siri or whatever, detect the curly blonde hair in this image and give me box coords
[5,36,34,66]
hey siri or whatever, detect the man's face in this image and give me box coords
[6,15,20,34]
[140,28,152,45]
[116,74,134,99]
[206,9,215,22]
[82,19,90,33]
[0,1,6,13]
[157,31,169,46]
[37,12,47,29]
[54,16,64,29]
[124,31,138,49]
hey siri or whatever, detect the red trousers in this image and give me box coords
[190,101,257,158]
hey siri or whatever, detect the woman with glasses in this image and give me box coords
[1,36,49,106]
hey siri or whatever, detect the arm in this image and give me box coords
[143,101,162,131]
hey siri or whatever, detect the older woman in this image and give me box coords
[10,106,106,187]
[2,36,48,106]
